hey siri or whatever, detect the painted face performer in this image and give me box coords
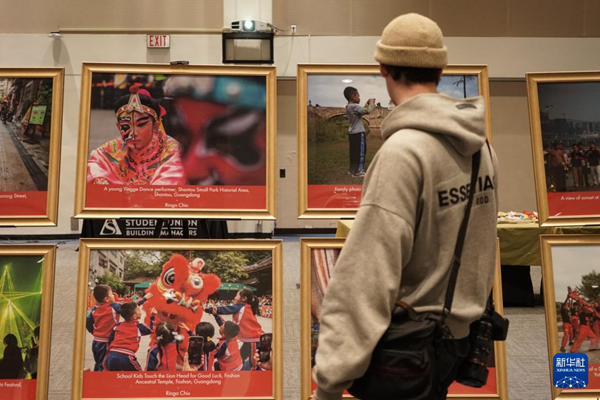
[87,86,186,185]
[162,76,266,185]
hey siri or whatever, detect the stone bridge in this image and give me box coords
[307,105,391,128]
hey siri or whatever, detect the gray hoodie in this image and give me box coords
[314,93,499,400]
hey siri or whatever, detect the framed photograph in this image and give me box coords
[541,234,600,398]
[72,239,282,400]
[0,245,56,400]
[297,64,492,219]
[0,68,64,226]
[527,72,600,226]
[74,63,276,219]
[300,238,507,400]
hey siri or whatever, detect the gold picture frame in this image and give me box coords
[71,239,283,400]
[300,238,507,400]
[297,64,492,219]
[527,71,600,226]
[540,234,600,398]
[74,63,277,220]
[0,68,64,226]
[0,245,56,400]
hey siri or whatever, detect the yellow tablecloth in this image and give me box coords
[336,220,600,266]
[496,222,549,266]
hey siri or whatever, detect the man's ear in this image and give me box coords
[379,64,389,78]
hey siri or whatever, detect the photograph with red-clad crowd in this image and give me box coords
[72,239,282,400]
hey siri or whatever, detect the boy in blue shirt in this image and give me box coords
[343,87,375,178]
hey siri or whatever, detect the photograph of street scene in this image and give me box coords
[0,255,44,380]
[87,73,267,187]
[84,248,273,373]
[307,74,479,185]
[0,78,53,192]
[538,82,600,193]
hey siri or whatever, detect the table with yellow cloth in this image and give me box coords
[336,220,600,305]
[336,220,600,266]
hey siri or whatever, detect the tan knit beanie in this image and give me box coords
[374,13,447,69]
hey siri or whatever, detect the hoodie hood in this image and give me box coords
[381,93,486,156]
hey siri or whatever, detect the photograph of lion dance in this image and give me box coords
[558,286,600,356]
[85,250,273,372]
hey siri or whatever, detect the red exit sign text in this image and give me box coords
[147,35,170,48]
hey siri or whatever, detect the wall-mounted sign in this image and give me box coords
[146,34,170,48]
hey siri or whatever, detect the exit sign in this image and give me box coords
[147,35,170,48]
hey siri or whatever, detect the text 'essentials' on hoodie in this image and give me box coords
[314,93,499,400]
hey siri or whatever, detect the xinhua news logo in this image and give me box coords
[553,353,588,389]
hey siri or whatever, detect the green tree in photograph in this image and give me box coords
[121,250,271,284]
[244,251,271,265]
[577,270,600,303]
[98,272,128,295]
[203,251,250,283]
[123,251,165,281]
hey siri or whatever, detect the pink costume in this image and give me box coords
[87,87,185,185]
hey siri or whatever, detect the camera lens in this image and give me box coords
[456,319,494,388]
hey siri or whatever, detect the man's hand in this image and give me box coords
[144,293,154,299]
[150,307,158,317]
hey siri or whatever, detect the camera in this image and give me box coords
[456,298,509,388]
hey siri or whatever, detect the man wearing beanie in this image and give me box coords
[313,13,498,400]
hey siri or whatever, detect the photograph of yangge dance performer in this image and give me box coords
[85,71,268,187]
[76,64,276,217]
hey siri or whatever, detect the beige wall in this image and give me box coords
[0,0,223,33]
[274,0,597,37]
[2,0,598,38]
[489,81,538,213]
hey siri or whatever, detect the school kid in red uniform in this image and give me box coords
[214,320,244,372]
[195,322,217,371]
[86,285,152,371]
[205,289,264,368]
[104,303,156,371]
[146,321,192,371]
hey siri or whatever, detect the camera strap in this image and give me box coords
[441,149,482,323]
